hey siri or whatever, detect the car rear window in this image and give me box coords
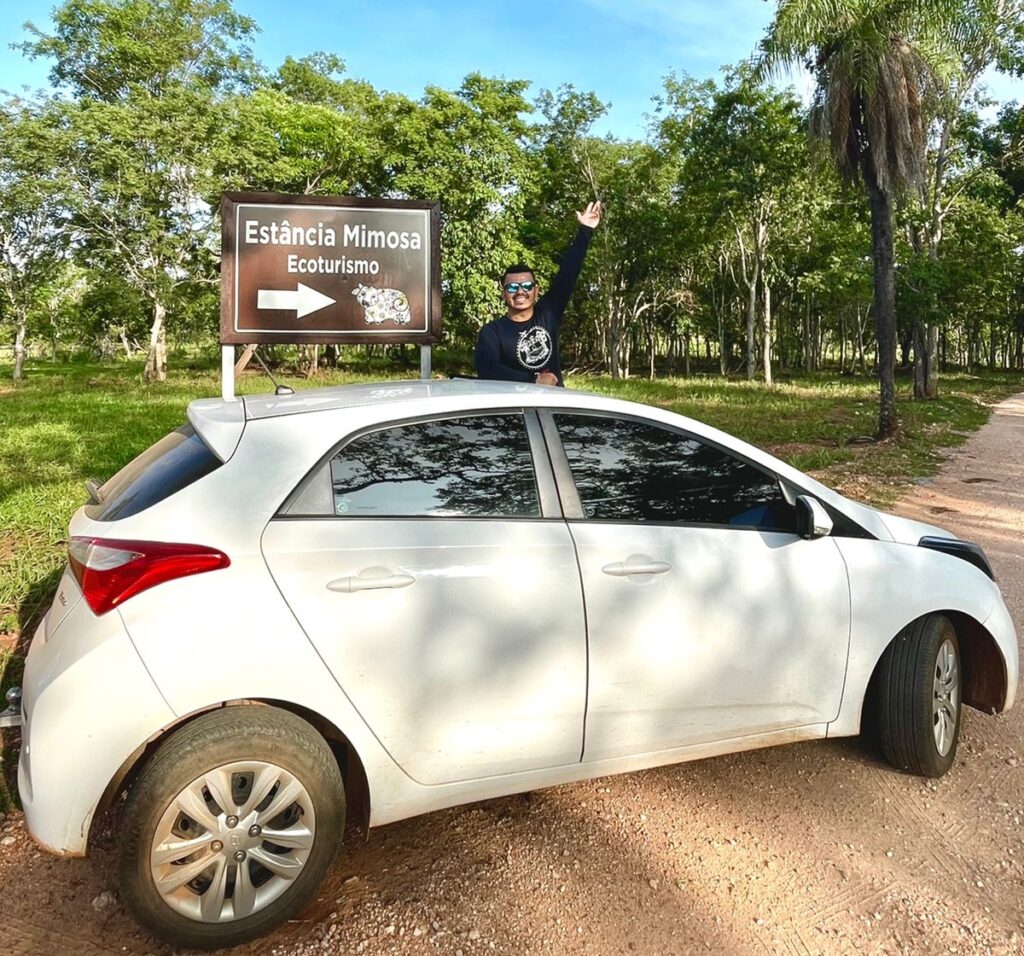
[85,425,222,521]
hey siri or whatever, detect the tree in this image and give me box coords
[19,0,258,381]
[381,74,537,344]
[760,0,958,437]
[219,54,382,197]
[0,100,70,380]
[673,70,806,384]
[907,1,1021,397]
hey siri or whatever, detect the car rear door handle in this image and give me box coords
[327,568,416,593]
[602,558,672,577]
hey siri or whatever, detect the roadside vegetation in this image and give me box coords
[4,2,1024,435]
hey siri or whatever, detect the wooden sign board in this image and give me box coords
[220,192,442,345]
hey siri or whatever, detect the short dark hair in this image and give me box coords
[501,263,535,283]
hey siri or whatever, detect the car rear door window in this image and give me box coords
[85,425,222,521]
[554,413,795,531]
[324,415,540,518]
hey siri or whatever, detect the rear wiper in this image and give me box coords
[85,478,104,504]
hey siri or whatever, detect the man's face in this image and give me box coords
[502,271,538,317]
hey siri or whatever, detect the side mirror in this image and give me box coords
[796,495,833,540]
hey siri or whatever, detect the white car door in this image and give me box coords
[542,411,852,763]
[262,411,588,785]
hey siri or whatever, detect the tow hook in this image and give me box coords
[0,687,22,729]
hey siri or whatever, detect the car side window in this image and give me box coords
[554,413,796,531]
[323,415,540,518]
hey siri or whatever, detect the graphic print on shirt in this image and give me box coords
[516,325,552,371]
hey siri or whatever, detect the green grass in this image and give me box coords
[573,371,1021,505]
[0,357,1020,811]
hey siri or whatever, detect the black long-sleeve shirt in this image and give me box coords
[474,225,594,386]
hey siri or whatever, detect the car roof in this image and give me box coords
[240,378,610,421]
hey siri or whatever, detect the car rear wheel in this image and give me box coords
[118,706,345,950]
[877,613,961,778]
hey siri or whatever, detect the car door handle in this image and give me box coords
[601,558,672,577]
[326,568,416,593]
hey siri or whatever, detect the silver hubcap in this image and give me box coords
[933,638,960,757]
[150,760,316,923]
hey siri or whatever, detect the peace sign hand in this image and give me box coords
[576,201,602,229]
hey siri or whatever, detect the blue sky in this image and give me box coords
[2,0,1021,138]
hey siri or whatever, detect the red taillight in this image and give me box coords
[68,537,230,615]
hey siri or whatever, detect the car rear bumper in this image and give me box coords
[19,598,175,857]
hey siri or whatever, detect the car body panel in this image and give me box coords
[262,517,588,783]
[187,396,245,461]
[18,595,175,856]
[827,538,1013,736]
[569,522,851,760]
[365,722,830,827]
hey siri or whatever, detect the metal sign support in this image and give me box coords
[222,345,235,401]
[420,345,431,380]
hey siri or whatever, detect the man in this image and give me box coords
[474,202,602,385]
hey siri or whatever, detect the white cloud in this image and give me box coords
[576,0,773,60]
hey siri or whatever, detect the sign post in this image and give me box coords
[220,192,442,397]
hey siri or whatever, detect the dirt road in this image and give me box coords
[2,396,1023,955]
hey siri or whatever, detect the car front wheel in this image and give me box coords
[877,613,961,778]
[118,706,345,950]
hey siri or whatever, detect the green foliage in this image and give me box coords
[18,0,259,99]
[1,0,1023,391]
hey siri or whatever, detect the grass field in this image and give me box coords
[0,357,1021,809]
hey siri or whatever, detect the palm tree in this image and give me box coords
[759,0,959,438]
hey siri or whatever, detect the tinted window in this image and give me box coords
[328,415,539,518]
[555,414,795,531]
[86,425,222,521]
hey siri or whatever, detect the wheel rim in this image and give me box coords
[150,760,316,923]
[933,638,960,757]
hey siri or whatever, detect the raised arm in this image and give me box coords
[542,202,602,318]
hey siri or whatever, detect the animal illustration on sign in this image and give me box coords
[352,285,412,325]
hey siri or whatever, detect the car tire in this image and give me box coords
[877,613,961,778]
[117,706,345,950]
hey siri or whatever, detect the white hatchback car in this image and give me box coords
[14,380,1018,949]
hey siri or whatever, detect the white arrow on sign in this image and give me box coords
[257,282,336,318]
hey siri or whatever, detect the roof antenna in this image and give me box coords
[252,347,294,396]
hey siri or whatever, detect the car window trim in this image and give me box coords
[539,411,585,520]
[538,407,873,538]
[276,407,563,521]
[563,517,802,535]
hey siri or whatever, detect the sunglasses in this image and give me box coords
[504,281,536,294]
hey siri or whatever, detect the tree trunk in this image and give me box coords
[143,301,167,383]
[917,321,933,397]
[866,175,898,439]
[305,345,319,378]
[857,305,867,374]
[803,296,813,372]
[912,321,940,398]
[840,309,847,374]
[926,325,939,396]
[13,315,27,381]
[899,330,912,369]
[762,280,773,386]
[745,265,758,380]
[717,309,726,376]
